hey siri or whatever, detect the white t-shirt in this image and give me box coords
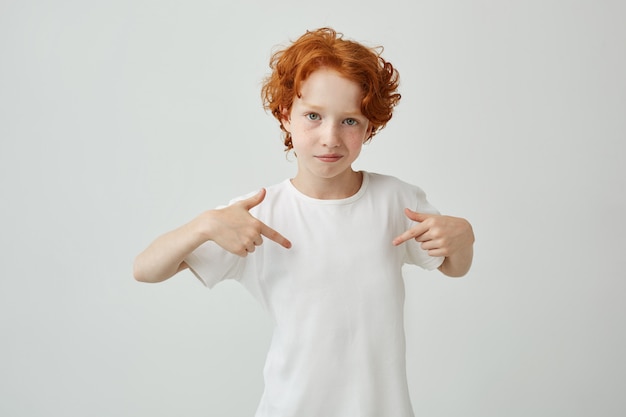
[186,171,444,417]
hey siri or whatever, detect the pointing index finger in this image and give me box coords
[392,231,413,246]
[260,223,292,249]
[392,220,428,246]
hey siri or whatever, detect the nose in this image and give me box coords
[321,123,341,148]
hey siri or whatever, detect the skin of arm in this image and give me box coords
[133,189,291,283]
[437,238,474,278]
[133,219,207,283]
[392,208,475,278]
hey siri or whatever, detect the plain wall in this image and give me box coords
[1,0,624,416]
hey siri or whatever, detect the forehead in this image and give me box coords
[295,69,364,112]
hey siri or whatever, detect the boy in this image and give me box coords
[134,27,474,417]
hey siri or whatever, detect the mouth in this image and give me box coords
[315,154,343,163]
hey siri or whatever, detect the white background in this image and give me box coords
[1,0,624,416]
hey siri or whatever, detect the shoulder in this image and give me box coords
[363,171,436,213]
[224,179,292,218]
[365,171,427,196]
[226,179,290,205]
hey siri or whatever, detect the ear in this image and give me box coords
[280,107,291,132]
[364,123,374,143]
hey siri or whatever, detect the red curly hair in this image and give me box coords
[261,28,401,151]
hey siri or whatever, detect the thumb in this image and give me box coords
[241,188,266,210]
[404,208,432,222]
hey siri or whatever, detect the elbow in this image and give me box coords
[133,256,151,283]
[133,264,146,283]
[132,255,180,283]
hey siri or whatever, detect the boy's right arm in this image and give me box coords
[133,189,291,283]
[132,217,209,283]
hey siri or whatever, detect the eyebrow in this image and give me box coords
[296,100,364,118]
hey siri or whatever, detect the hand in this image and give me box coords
[392,208,474,258]
[206,188,291,257]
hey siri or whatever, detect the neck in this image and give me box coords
[291,170,363,200]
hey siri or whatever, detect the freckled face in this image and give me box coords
[283,69,372,186]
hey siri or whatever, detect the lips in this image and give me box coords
[315,154,343,162]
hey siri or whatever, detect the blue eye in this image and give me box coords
[306,113,320,121]
[344,118,357,126]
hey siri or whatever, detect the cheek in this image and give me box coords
[350,128,370,145]
[346,137,365,152]
[290,131,311,151]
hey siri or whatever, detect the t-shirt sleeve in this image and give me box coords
[184,193,258,288]
[404,239,444,270]
[402,185,445,271]
[185,241,244,288]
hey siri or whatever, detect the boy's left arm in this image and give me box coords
[392,208,475,277]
